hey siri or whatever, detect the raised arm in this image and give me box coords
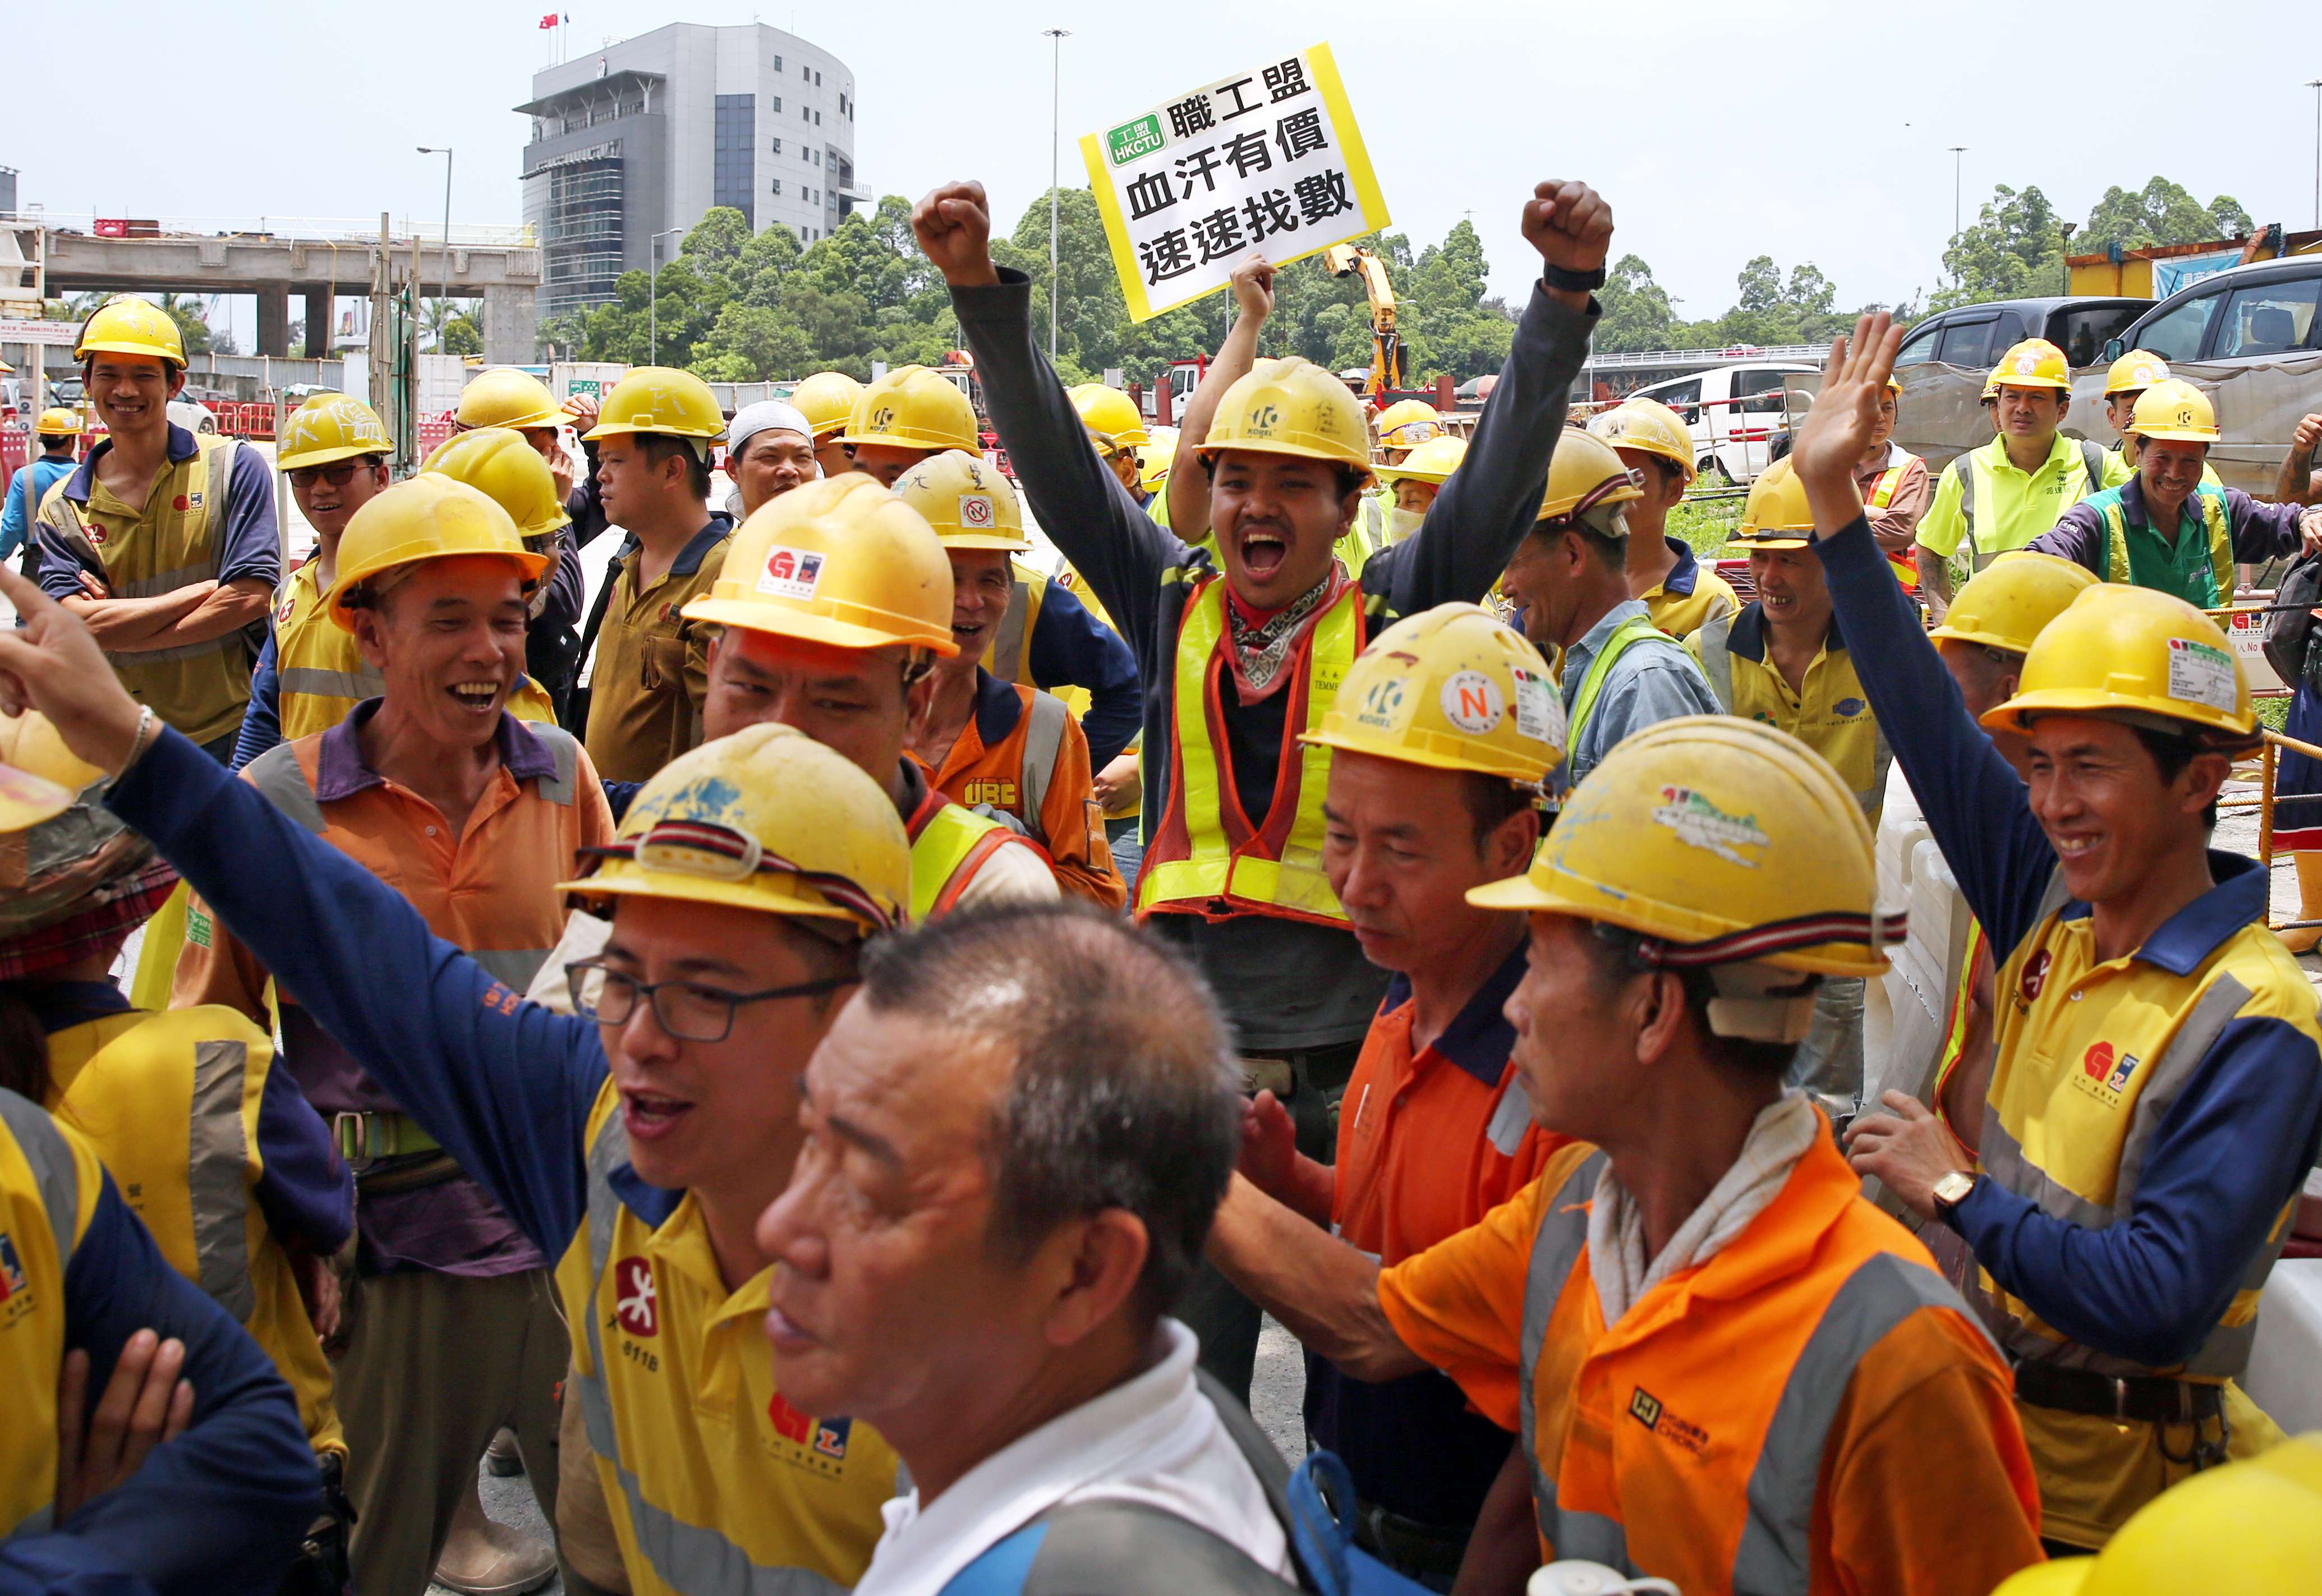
[1384,181,1608,616]
[2274,413,2320,507]
[1166,261,1277,544]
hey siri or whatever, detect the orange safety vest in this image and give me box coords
[1866,455,1921,591]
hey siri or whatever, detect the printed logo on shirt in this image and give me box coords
[767,1391,856,1476]
[812,1416,853,1460]
[187,491,204,510]
[0,1231,29,1303]
[756,545,827,602]
[2073,1041,2141,1107]
[962,777,1019,810]
[1627,1386,1708,1456]
[2017,948,2053,1005]
[613,1257,658,1337]
[1834,697,1865,717]
[86,524,108,546]
[275,595,296,625]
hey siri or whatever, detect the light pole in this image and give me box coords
[2309,80,2321,231]
[2059,221,2078,295]
[1947,146,1967,241]
[417,147,453,348]
[1042,29,1071,360]
[650,227,684,365]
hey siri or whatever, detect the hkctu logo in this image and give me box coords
[613,1257,657,1337]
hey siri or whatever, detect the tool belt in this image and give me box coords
[1352,1500,1470,1581]
[333,1112,458,1196]
[2011,1359,2224,1427]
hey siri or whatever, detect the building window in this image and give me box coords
[771,95,781,112]
[801,63,810,79]
[773,54,782,70]
[771,178,782,195]
[801,104,810,121]
[712,94,756,226]
[814,70,821,85]
[814,110,821,125]
[771,136,781,155]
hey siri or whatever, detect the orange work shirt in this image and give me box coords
[1379,1133,2043,1596]
[915,669,1123,911]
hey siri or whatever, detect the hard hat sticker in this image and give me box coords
[1351,674,1414,734]
[2164,637,2237,711]
[1652,785,1769,867]
[756,545,827,602]
[958,494,996,529]
[1440,670,1505,735]
[1511,668,1563,746]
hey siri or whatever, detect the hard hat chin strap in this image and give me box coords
[1702,962,1821,1044]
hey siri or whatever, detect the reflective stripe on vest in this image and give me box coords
[909,801,1021,922]
[1516,1151,1609,1553]
[985,567,1050,687]
[0,1089,85,1540]
[575,1114,849,1596]
[2099,487,2233,608]
[186,1038,256,1322]
[1565,613,1675,778]
[1959,440,2105,571]
[1868,458,1920,590]
[1018,689,1071,848]
[272,562,384,743]
[1137,578,1362,924]
[0,1089,82,1291]
[1930,919,1990,1139]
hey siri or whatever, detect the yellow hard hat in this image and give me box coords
[2127,378,2218,443]
[1992,1433,2322,1596]
[1468,715,1898,979]
[1303,602,1563,783]
[1373,435,1470,487]
[1928,551,2099,659]
[582,366,727,451]
[1991,338,2072,393]
[1587,398,1697,483]
[1068,383,1150,452]
[682,474,959,655]
[560,723,909,932]
[34,408,81,438]
[790,371,865,439]
[1534,430,1643,527]
[276,392,392,471]
[1197,357,1373,481]
[1729,457,1815,550]
[891,450,1029,551]
[1139,430,1179,496]
[1983,582,2257,750]
[0,709,104,834]
[1981,372,2000,402]
[836,365,980,453]
[455,369,567,432]
[1376,400,1443,452]
[73,296,186,369]
[421,427,572,541]
[2103,349,2171,397]
[327,476,552,631]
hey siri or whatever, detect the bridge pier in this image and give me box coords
[304,289,332,358]
[480,283,539,366]
[256,286,291,358]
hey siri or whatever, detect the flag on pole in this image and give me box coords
[539,12,558,27]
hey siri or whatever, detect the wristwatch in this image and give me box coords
[1931,1170,1978,1230]
[1542,261,1607,294]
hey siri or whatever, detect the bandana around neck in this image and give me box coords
[1221,564,1348,702]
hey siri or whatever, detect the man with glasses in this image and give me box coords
[170,475,611,1596]
[0,542,918,1596]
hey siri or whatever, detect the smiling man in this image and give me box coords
[31,296,281,762]
[723,399,820,519]
[168,476,606,1596]
[1798,314,2322,1552]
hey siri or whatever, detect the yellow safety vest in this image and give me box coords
[46,1007,342,1455]
[561,1084,897,1596]
[1137,577,1361,924]
[1932,918,1990,1141]
[982,560,1054,688]
[907,799,1024,922]
[2096,487,2233,609]
[36,434,258,745]
[0,1091,101,1540]
[1690,609,1891,820]
[1867,452,1924,590]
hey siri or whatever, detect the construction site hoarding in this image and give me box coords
[1081,42,1389,323]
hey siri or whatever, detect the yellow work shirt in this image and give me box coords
[585,522,732,784]
[0,1094,101,1539]
[1918,435,2131,568]
[562,1082,898,1595]
[270,559,383,744]
[1689,605,1889,821]
[1635,535,1740,640]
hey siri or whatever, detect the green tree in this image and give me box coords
[440,311,483,357]
[2081,178,2251,253]
[1932,185,2067,310]
[1596,255,1681,353]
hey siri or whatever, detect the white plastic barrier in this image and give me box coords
[2245,1250,2322,1434]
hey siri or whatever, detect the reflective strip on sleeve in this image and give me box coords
[187,1039,256,1322]
[0,1089,82,1271]
[243,744,328,833]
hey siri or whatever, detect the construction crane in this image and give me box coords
[1325,243,1405,399]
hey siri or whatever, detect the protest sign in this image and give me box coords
[1079,43,1390,323]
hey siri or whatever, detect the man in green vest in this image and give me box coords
[2029,380,2321,607]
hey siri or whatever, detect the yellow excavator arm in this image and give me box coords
[1325,243,1406,398]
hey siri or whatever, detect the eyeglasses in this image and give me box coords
[289,459,376,488]
[565,956,854,1042]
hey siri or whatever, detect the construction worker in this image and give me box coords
[2030,379,2322,605]
[0,709,357,1586]
[172,476,606,1596]
[1374,398,1443,465]
[1497,429,1719,792]
[833,364,980,486]
[1209,717,2044,1596]
[1205,603,1565,1583]
[0,542,922,1596]
[1,407,79,576]
[919,172,1613,1397]
[895,452,1124,910]
[789,369,865,482]
[1587,397,1739,638]
[1803,312,2322,1551]
[1854,376,1932,592]
[450,368,589,712]
[31,296,281,763]
[418,426,583,725]
[1370,435,1469,548]
[580,366,734,783]
[1070,382,1153,506]
[1915,338,2131,620]
[722,398,818,518]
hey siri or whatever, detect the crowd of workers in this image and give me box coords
[1,168,2320,1596]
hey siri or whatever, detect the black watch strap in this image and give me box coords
[1543,261,1607,293]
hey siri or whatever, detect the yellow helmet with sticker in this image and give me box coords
[1198,357,1373,481]
[1982,582,2257,749]
[1303,602,1562,783]
[1991,338,2072,392]
[1374,399,1443,453]
[2127,378,2218,443]
[2104,349,2171,398]
[277,393,392,471]
[1928,551,2099,659]
[836,365,980,453]
[891,449,1030,551]
[1587,398,1697,483]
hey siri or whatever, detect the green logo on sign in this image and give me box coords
[1107,113,1164,167]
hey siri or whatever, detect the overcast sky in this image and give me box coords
[15,0,2320,347]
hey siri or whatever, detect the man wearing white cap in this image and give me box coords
[723,401,820,521]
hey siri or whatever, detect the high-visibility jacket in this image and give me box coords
[1564,611,1675,780]
[903,775,1051,922]
[1137,576,1364,925]
[0,1091,100,1538]
[983,560,1055,687]
[35,432,261,743]
[561,1086,900,1596]
[2091,484,2233,608]
[1865,449,1927,590]
[918,671,1123,910]
[1690,606,1891,821]
[47,1005,344,1455]
[1919,437,2124,573]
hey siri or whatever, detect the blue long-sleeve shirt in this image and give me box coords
[1022,578,1141,768]
[2,456,73,567]
[229,628,285,771]
[1,1124,316,1596]
[1814,513,2322,1367]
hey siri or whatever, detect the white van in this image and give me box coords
[1626,361,1819,484]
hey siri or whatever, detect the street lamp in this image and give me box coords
[650,227,685,365]
[1042,29,1072,360]
[417,148,453,348]
[2308,80,2321,231]
[2059,221,2078,296]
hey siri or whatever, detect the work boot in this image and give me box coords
[2279,852,2322,954]
[484,1426,523,1478]
[433,1475,555,1596]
